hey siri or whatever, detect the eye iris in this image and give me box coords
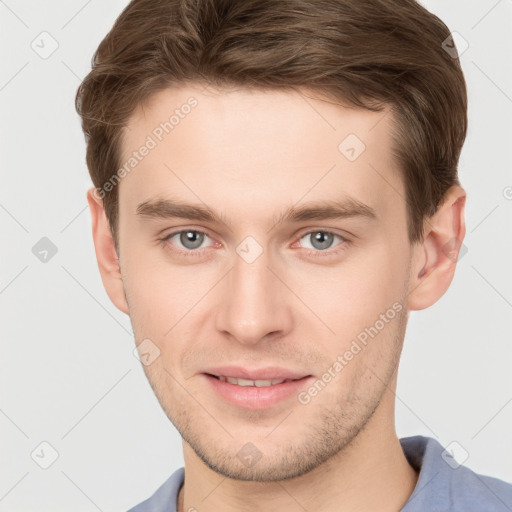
[311,232,334,250]
[180,231,204,250]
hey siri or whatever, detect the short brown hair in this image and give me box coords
[76,0,467,248]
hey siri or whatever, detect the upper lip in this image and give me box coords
[203,366,310,381]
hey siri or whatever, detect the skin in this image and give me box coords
[88,83,466,512]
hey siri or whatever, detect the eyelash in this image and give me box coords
[159,228,349,259]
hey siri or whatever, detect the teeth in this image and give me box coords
[218,376,291,387]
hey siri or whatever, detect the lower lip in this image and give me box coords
[203,374,314,410]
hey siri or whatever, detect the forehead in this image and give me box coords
[118,83,403,224]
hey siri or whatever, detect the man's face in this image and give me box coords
[117,84,414,481]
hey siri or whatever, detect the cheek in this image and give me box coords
[121,245,217,355]
[323,242,406,306]
[308,254,408,405]
[295,243,408,351]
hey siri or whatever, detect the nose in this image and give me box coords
[215,246,294,346]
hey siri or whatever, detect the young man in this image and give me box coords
[76,0,512,511]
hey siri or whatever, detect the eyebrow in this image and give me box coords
[136,196,377,228]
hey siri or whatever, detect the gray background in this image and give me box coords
[1,0,511,510]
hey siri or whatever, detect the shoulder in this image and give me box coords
[126,467,184,512]
[400,436,512,512]
[444,462,512,511]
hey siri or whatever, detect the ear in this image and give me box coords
[87,188,129,315]
[408,184,466,311]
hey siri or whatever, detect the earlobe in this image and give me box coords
[87,188,129,315]
[408,185,466,311]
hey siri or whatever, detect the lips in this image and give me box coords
[203,365,310,382]
[210,376,297,387]
[203,372,314,410]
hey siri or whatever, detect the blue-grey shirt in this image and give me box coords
[127,436,512,511]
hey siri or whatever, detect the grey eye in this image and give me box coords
[300,231,338,251]
[177,230,206,250]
